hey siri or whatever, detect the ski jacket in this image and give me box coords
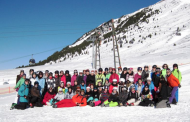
[161,69,167,78]
[66,75,71,83]
[18,83,29,103]
[109,73,119,83]
[108,93,119,102]
[120,73,127,82]
[80,84,86,92]
[72,94,87,107]
[85,74,92,86]
[167,74,180,87]
[65,92,74,99]
[141,70,149,82]
[54,92,65,101]
[135,84,144,93]
[109,84,118,94]
[99,91,109,102]
[95,74,105,85]
[118,91,128,103]
[15,77,25,89]
[71,75,77,86]
[152,73,160,87]
[37,78,45,90]
[134,72,141,84]
[128,91,138,100]
[30,77,38,87]
[126,72,134,81]
[46,77,56,89]
[106,73,111,79]
[77,76,84,85]
[172,69,182,83]
[31,86,41,98]
[43,91,56,103]
[60,75,66,87]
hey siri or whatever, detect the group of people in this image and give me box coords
[10,63,182,110]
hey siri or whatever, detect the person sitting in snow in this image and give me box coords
[139,85,153,107]
[109,68,119,84]
[118,87,128,106]
[109,79,118,94]
[118,78,126,94]
[126,85,140,106]
[104,78,111,87]
[134,67,142,84]
[50,87,65,106]
[72,89,87,107]
[42,86,56,105]
[65,82,72,93]
[135,78,144,97]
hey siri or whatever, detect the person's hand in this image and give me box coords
[178,84,181,88]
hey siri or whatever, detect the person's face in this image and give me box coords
[105,89,108,92]
[105,80,108,83]
[105,71,108,73]
[23,75,26,79]
[86,71,89,75]
[74,81,77,85]
[49,74,52,77]
[55,73,58,76]
[99,71,102,74]
[128,70,132,74]
[145,87,148,91]
[83,71,86,75]
[82,83,84,85]
[49,88,52,92]
[147,81,151,85]
[25,81,29,85]
[33,74,36,78]
[60,72,64,75]
[91,85,94,89]
[113,90,117,94]
[75,72,78,75]
[61,83,64,87]
[81,91,84,95]
[113,70,116,73]
[109,69,112,73]
[95,71,97,74]
[87,88,90,92]
[39,74,43,77]
[30,71,34,75]
[35,84,38,88]
[174,67,177,70]
[67,84,71,87]
[118,69,122,72]
[94,89,97,92]
[138,80,142,84]
[45,73,49,77]
[138,70,142,73]
[152,68,156,71]
[145,67,148,71]
[131,88,135,92]
[163,65,167,69]
[80,73,83,76]
[66,74,69,76]
[113,82,116,85]
[99,88,102,91]
[124,70,127,74]
[91,72,94,75]
[20,72,24,75]
[69,88,71,92]
[167,71,171,75]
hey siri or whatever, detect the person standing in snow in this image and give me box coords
[126,86,140,106]
[85,69,91,86]
[161,64,168,78]
[109,68,119,84]
[77,71,84,85]
[151,65,157,79]
[11,79,30,110]
[54,70,60,94]
[152,67,161,103]
[65,70,71,83]
[95,68,105,85]
[141,65,150,84]
[166,69,181,105]
[172,63,182,103]
[117,67,122,78]
[120,67,128,82]
[16,70,24,84]
[106,67,113,79]
[135,78,144,97]
[29,69,34,79]
[37,71,45,96]
[30,72,38,87]
[46,72,56,91]
[71,70,78,86]
[134,67,142,84]
[139,85,154,107]
[59,70,64,81]
[42,86,56,105]
[104,68,109,77]
[89,70,96,86]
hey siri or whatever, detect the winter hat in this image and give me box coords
[167,68,171,72]
[94,87,98,90]
[105,68,108,71]
[144,65,149,68]
[67,82,71,85]
[156,68,161,72]
[86,69,90,72]
[91,70,94,73]
[65,70,69,74]
[79,71,83,74]
[120,78,125,82]
[74,70,78,73]
[81,80,85,83]
[23,74,26,77]
[123,67,127,71]
[152,65,157,68]
[145,85,149,88]
[25,78,30,82]
[131,85,135,89]
[105,78,109,82]
[77,85,81,89]
[34,81,39,85]
[59,88,63,91]
[129,68,133,71]
[86,86,90,89]
[173,64,178,68]
[128,78,134,82]
[98,68,103,72]
[118,67,122,70]
[122,87,127,91]
[55,70,59,74]
[147,77,151,82]
[113,87,117,91]
[45,70,49,73]
[80,89,85,93]
[60,82,64,85]
[137,67,142,71]
[112,68,116,71]
[113,79,117,82]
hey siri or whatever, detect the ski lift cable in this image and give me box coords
[0,46,65,64]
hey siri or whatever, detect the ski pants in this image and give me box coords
[56,99,76,108]
[175,88,178,102]
[15,102,28,110]
[169,87,178,103]
[104,100,118,107]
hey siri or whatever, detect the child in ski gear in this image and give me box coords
[109,79,118,94]
[77,71,84,85]
[87,87,99,103]
[135,78,144,97]
[104,78,111,87]
[54,70,60,93]
[118,87,128,106]
[16,70,24,84]
[80,80,86,92]
[71,70,78,86]
[141,65,149,84]
[161,64,168,78]
[58,82,65,93]
[134,67,142,84]
[42,87,56,105]
[118,78,125,94]
[126,86,140,106]
[90,86,109,107]
[145,77,154,96]
[50,87,65,105]
[109,68,119,83]
[126,68,134,81]
[30,81,43,108]
[89,70,96,86]
[102,87,119,107]
[30,72,38,87]
[106,67,112,79]
[65,70,71,83]
[151,65,157,79]
[72,89,87,107]
[139,85,153,106]
[166,69,181,104]
[120,67,128,82]
[95,68,105,85]
[11,79,30,110]
[65,82,72,93]
[37,71,45,95]
[117,67,122,78]
[172,63,182,103]
[29,69,34,79]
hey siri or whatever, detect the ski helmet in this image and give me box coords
[137,67,142,71]
[144,65,149,68]
[29,69,34,72]
[65,70,69,74]
[105,68,108,71]
[55,70,59,74]
[173,63,178,68]
[123,67,127,71]
[152,65,157,68]
[98,68,103,72]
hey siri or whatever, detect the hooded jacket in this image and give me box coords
[54,91,65,101]
[15,77,25,89]
[172,69,182,83]
[71,75,77,86]
[134,72,141,84]
[95,74,105,85]
[31,86,41,98]
[65,92,74,99]
[42,91,56,104]
[118,90,128,103]
[167,74,180,87]
[109,73,119,84]
[72,94,87,106]
[60,75,66,87]
[18,83,29,103]
[141,70,149,82]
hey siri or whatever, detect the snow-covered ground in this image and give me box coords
[0,64,190,122]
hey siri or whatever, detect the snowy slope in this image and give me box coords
[0,64,190,122]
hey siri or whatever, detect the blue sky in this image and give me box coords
[0,0,160,70]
